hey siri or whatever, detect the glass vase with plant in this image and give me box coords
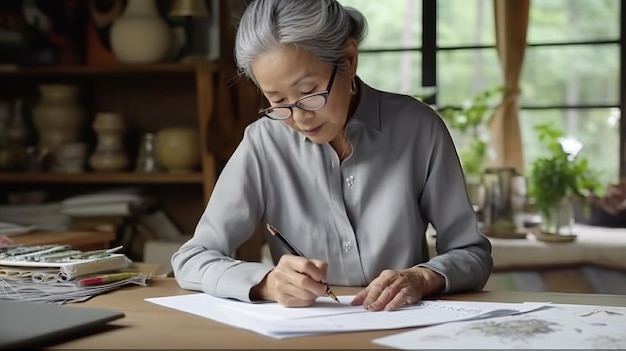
[527,124,601,235]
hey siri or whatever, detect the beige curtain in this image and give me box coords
[488,0,530,172]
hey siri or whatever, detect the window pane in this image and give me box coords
[520,108,620,186]
[357,52,422,95]
[338,0,421,49]
[437,0,495,47]
[437,49,502,106]
[528,0,620,44]
[521,45,619,106]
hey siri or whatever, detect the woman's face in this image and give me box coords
[251,45,354,145]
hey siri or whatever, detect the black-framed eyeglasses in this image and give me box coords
[258,65,338,120]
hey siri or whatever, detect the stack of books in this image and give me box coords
[61,188,154,233]
[0,203,71,232]
[0,188,155,235]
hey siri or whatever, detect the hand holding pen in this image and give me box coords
[260,223,339,306]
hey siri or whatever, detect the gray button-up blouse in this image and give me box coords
[172,80,493,302]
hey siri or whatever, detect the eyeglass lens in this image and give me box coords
[265,94,327,120]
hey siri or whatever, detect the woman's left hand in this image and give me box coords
[350,267,444,311]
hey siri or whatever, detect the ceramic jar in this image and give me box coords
[89,112,129,172]
[154,127,200,173]
[110,0,173,63]
[32,84,85,159]
[55,142,87,173]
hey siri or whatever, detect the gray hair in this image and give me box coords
[234,0,368,81]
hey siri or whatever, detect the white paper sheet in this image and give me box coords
[217,294,433,320]
[373,303,626,349]
[144,293,549,339]
[145,293,315,339]
[258,300,549,335]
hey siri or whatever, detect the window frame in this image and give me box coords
[357,0,625,178]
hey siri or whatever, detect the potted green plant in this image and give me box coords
[527,123,601,236]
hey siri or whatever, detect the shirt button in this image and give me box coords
[331,161,336,168]
[343,241,352,252]
[345,176,354,188]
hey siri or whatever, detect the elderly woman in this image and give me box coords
[172,0,492,311]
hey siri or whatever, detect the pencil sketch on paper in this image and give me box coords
[580,309,624,317]
[418,333,455,342]
[587,334,626,349]
[401,318,562,345]
[372,304,626,350]
[419,301,485,318]
[459,317,561,343]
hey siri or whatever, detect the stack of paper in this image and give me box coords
[145,293,548,339]
[0,245,148,304]
[0,246,131,281]
[373,303,626,349]
[0,274,149,304]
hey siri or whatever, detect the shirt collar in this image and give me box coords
[350,77,382,132]
[301,77,382,142]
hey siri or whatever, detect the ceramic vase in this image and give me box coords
[55,142,87,173]
[89,112,129,172]
[32,85,85,163]
[110,0,173,63]
[154,127,200,173]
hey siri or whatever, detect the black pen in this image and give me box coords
[265,223,340,303]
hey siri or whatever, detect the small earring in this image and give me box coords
[350,77,357,95]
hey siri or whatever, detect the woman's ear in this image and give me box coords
[344,37,359,76]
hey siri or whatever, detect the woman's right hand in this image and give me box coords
[250,254,329,307]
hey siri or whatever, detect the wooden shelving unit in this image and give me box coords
[0,61,219,234]
[0,62,204,77]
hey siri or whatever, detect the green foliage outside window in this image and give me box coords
[436,86,503,179]
[338,0,621,187]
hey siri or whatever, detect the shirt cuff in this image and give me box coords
[213,261,275,302]
[416,263,450,294]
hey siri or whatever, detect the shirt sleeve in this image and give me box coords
[171,124,274,302]
[416,112,493,294]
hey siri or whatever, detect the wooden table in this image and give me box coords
[48,278,626,349]
[11,231,115,251]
